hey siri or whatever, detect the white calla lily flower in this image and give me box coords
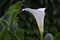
[22,8,46,40]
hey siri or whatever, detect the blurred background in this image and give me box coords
[0,0,60,40]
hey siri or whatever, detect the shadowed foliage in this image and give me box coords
[0,0,60,40]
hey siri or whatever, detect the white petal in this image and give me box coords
[22,8,46,32]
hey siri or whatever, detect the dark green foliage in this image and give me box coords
[54,32,60,40]
[18,12,40,40]
[16,30,24,40]
[0,0,60,40]
[0,1,23,40]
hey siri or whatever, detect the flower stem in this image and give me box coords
[38,24,43,40]
[40,32,43,40]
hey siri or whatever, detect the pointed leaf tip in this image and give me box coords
[44,33,54,40]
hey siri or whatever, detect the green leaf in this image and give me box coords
[16,30,24,40]
[44,33,54,40]
[0,18,8,28]
[0,19,8,40]
[12,21,19,34]
[0,18,8,31]
[6,29,20,40]
[0,21,4,32]
[0,30,8,40]
[55,32,60,40]
[1,1,23,28]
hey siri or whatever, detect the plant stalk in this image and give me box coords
[38,22,44,40]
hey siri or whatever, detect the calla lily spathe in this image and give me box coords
[22,8,46,40]
[22,8,46,32]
